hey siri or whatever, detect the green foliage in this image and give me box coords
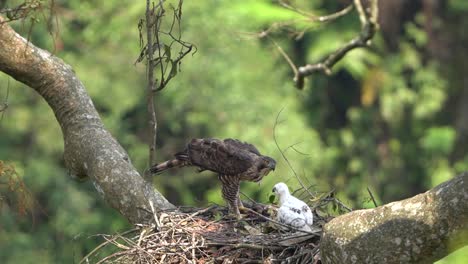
[229,0,301,28]
[449,0,468,11]
[420,127,456,155]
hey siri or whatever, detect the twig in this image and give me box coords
[187,205,217,218]
[278,0,315,18]
[332,197,353,212]
[79,229,138,264]
[292,182,317,201]
[286,144,310,157]
[279,1,353,23]
[0,1,42,23]
[270,37,298,79]
[367,186,378,207]
[95,250,130,264]
[312,4,353,23]
[149,200,161,229]
[206,241,283,251]
[273,108,314,199]
[240,191,258,205]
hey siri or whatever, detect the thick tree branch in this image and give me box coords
[0,16,175,224]
[321,172,468,263]
[294,0,379,89]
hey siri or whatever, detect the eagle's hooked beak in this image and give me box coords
[268,161,276,171]
[264,157,276,171]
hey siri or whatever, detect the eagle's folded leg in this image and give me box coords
[219,174,241,218]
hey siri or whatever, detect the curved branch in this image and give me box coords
[294,0,379,89]
[0,16,175,224]
[321,172,468,263]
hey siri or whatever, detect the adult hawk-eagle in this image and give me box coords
[150,138,276,217]
[272,182,313,232]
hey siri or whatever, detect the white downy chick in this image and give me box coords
[272,182,313,232]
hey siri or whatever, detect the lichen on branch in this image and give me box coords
[321,172,468,264]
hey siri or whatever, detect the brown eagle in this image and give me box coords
[150,138,276,217]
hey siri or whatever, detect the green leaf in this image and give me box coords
[268,194,276,204]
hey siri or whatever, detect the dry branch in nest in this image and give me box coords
[82,193,348,264]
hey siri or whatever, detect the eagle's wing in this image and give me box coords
[187,138,254,175]
[223,138,261,155]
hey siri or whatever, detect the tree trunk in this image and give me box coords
[0,16,175,224]
[321,172,468,264]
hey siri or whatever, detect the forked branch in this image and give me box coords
[294,0,378,89]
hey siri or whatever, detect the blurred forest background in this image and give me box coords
[1,0,468,263]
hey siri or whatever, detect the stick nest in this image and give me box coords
[82,194,347,264]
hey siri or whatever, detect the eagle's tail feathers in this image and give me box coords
[174,151,189,161]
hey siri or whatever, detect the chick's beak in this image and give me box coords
[272,187,276,193]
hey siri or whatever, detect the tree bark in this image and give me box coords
[0,16,175,224]
[321,172,468,264]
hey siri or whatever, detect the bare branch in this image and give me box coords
[238,3,353,44]
[366,186,378,207]
[270,37,299,80]
[144,0,159,176]
[136,1,195,92]
[279,1,353,23]
[0,0,49,24]
[138,0,195,174]
[294,0,379,89]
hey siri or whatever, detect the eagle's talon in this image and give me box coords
[238,205,248,214]
[224,212,244,220]
[237,199,247,212]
